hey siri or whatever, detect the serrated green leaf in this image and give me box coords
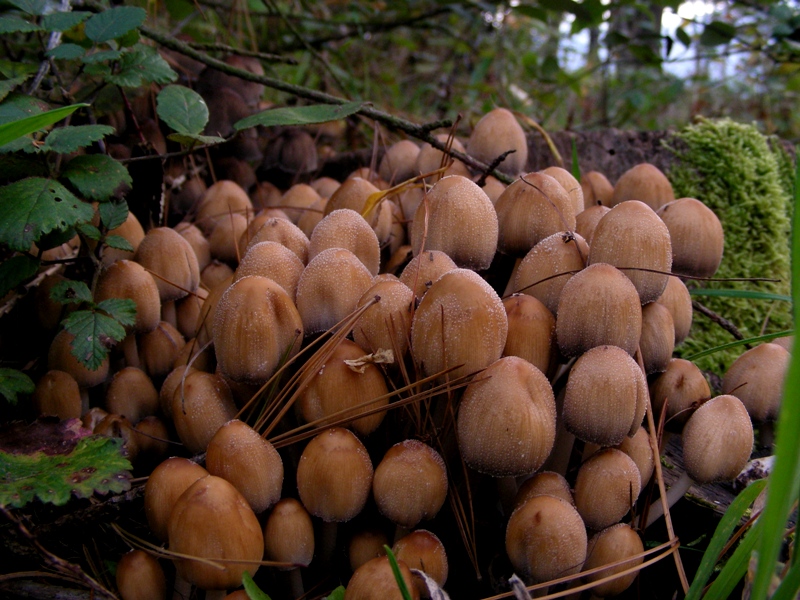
[0,103,88,148]
[84,6,146,43]
[98,198,129,230]
[0,254,39,298]
[96,298,136,328]
[700,21,736,46]
[167,132,225,146]
[61,309,126,370]
[0,15,41,33]
[324,586,346,600]
[0,436,132,508]
[82,49,123,64]
[103,235,133,252]
[157,85,209,135]
[63,155,131,201]
[36,226,75,251]
[42,124,115,154]
[77,222,102,241]
[0,368,34,406]
[0,178,94,252]
[0,76,28,103]
[6,0,47,16]
[83,62,111,79]
[47,44,85,61]
[50,279,92,305]
[41,11,91,32]
[0,60,39,79]
[0,93,51,124]
[107,45,177,87]
[234,101,364,131]
[676,26,691,47]
[242,571,272,600]
[117,28,140,48]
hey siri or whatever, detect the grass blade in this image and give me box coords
[684,479,766,600]
[703,519,762,599]
[384,545,414,600]
[770,558,800,600]
[683,329,794,361]
[688,288,792,303]
[750,145,800,600]
[0,103,88,147]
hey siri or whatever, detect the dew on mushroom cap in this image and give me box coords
[573,448,642,531]
[308,208,381,275]
[610,163,675,210]
[467,108,528,176]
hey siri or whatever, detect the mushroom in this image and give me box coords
[541,166,584,217]
[657,197,724,278]
[414,134,470,184]
[116,549,166,600]
[502,294,556,376]
[308,209,381,276]
[573,448,641,531]
[639,301,675,374]
[33,370,82,419]
[105,366,159,424]
[393,530,449,598]
[580,171,614,209]
[655,276,693,345]
[233,241,305,302]
[263,498,315,598]
[467,108,528,176]
[349,529,389,572]
[513,471,574,510]
[582,523,644,597]
[379,139,420,184]
[345,555,420,600]
[352,279,415,359]
[398,250,457,300]
[610,163,675,210]
[144,457,209,542]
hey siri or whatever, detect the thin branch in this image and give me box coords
[692,299,746,341]
[184,42,297,64]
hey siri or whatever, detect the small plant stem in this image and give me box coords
[691,299,745,341]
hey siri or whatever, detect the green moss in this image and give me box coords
[666,118,793,374]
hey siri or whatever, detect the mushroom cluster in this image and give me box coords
[21,100,786,600]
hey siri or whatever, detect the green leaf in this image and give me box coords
[0,178,94,252]
[235,101,364,131]
[0,368,34,406]
[61,309,126,370]
[50,280,93,305]
[0,435,132,508]
[688,288,792,302]
[84,6,146,43]
[98,199,129,230]
[704,519,762,599]
[97,298,136,328]
[750,144,800,600]
[107,44,177,87]
[242,571,272,600]
[676,26,691,47]
[324,586,346,600]
[0,253,39,297]
[47,44,86,61]
[700,21,736,46]
[157,85,209,135]
[6,0,47,16]
[82,49,123,64]
[0,76,29,102]
[62,155,131,201]
[684,329,794,361]
[0,103,88,148]
[77,222,102,241]
[0,15,42,33]
[383,545,414,600]
[36,226,76,251]
[42,124,115,154]
[685,479,767,599]
[167,132,225,146]
[513,5,548,22]
[41,11,91,32]
[103,235,133,252]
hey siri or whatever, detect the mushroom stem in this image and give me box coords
[288,568,304,598]
[162,300,178,329]
[172,573,191,600]
[645,470,693,528]
[121,333,140,368]
[79,388,90,416]
[319,521,339,565]
[759,421,775,449]
[393,524,410,545]
[204,590,226,600]
[497,476,518,515]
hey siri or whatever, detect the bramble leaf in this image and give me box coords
[0,102,88,148]
[104,235,134,252]
[0,254,39,297]
[0,76,30,102]
[700,21,736,46]
[0,369,34,406]
[50,280,92,305]
[42,124,115,154]
[157,85,209,135]
[0,178,94,252]
[107,45,177,87]
[84,6,146,43]
[234,101,364,130]
[97,298,136,328]
[6,0,47,15]
[41,11,91,32]
[63,155,131,201]
[76,223,102,242]
[47,44,85,61]
[0,15,41,34]
[98,199,129,230]
[61,309,127,370]
[0,427,132,508]
[167,132,226,146]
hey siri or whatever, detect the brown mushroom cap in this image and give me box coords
[506,494,587,583]
[573,448,641,531]
[495,172,576,257]
[116,549,166,600]
[467,108,528,176]
[213,275,303,385]
[514,471,574,510]
[206,419,284,514]
[352,279,414,358]
[372,440,448,528]
[502,294,555,376]
[458,356,556,477]
[234,241,305,302]
[411,268,508,382]
[575,204,610,245]
[134,227,200,303]
[542,166,584,216]
[195,180,253,234]
[278,183,321,224]
[409,175,498,271]
[310,176,341,199]
[349,529,389,573]
[415,134,470,183]
[168,475,264,591]
[144,457,209,542]
[392,529,449,591]
[345,555,420,600]
[95,260,161,334]
[657,197,724,278]
[101,210,145,266]
[308,209,381,276]
[297,427,374,523]
[48,329,109,388]
[682,394,753,484]
[655,275,693,344]
[263,498,315,569]
[240,216,310,265]
[556,263,642,358]
[581,171,614,209]
[324,177,381,221]
[639,301,675,374]
[398,250,458,300]
[379,139,420,184]
[170,370,237,454]
[722,343,790,422]
[138,321,186,380]
[583,523,644,597]
[105,366,159,424]
[208,212,249,265]
[650,358,711,431]
[588,200,672,304]
[611,163,675,210]
[33,370,82,420]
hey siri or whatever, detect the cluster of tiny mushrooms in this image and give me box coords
[28,56,791,600]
